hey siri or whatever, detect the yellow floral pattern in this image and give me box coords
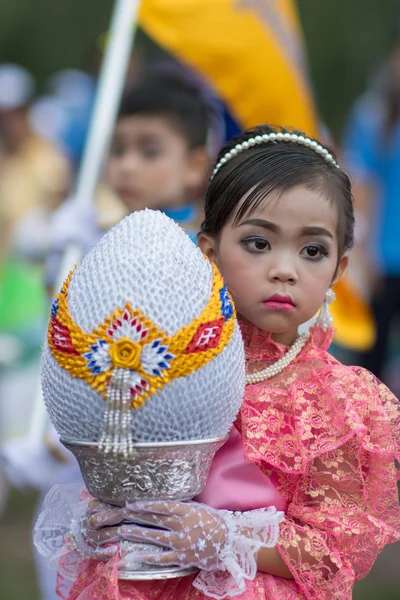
[48,262,235,409]
[109,338,142,369]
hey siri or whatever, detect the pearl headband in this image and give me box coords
[211,132,339,180]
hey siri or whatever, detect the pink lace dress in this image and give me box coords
[61,324,400,600]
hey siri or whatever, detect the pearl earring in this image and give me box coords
[316,288,336,330]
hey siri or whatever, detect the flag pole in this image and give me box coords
[28,0,142,441]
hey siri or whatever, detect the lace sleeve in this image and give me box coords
[276,437,400,599]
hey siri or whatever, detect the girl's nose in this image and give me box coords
[268,256,298,284]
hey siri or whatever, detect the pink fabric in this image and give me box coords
[59,323,400,600]
[195,426,287,512]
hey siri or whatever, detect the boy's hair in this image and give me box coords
[118,71,210,149]
[202,124,355,262]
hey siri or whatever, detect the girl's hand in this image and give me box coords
[118,500,228,570]
[117,500,284,573]
[79,499,284,596]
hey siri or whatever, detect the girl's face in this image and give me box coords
[199,185,348,345]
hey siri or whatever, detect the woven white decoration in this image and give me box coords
[41,210,245,446]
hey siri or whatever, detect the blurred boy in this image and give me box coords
[47,70,213,290]
[107,70,211,233]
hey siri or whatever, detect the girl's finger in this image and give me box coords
[86,526,121,547]
[93,545,119,561]
[121,509,179,531]
[141,550,181,566]
[88,508,125,529]
[126,500,189,518]
[118,525,174,548]
[88,499,113,513]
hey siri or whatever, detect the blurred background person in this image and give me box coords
[0,63,71,262]
[342,19,400,392]
[0,63,71,448]
[45,68,217,294]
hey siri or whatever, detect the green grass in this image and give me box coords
[0,487,40,600]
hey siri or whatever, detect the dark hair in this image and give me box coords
[118,71,210,149]
[202,124,355,260]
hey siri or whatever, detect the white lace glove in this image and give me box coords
[116,500,284,598]
[40,492,284,599]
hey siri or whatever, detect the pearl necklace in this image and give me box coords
[245,332,310,385]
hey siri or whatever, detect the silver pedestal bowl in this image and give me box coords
[61,436,227,580]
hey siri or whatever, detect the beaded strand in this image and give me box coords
[211,132,338,180]
[245,332,310,385]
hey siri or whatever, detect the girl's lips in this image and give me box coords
[262,294,296,312]
[263,300,296,312]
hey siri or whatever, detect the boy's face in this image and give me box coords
[107,115,208,212]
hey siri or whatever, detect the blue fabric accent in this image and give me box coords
[163,205,197,223]
[219,286,234,320]
[223,105,241,142]
[186,230,198,244]
[51,299,59,317]
[163,205,199,245]
[343,94,400,274]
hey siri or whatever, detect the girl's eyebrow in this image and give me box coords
[238,219,333,240]
[300,226,333,240]
[238,218,279,233]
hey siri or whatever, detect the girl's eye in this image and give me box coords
[301,244,328,260]
[241,237,270,253]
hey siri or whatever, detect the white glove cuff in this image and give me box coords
[194,506,284,599]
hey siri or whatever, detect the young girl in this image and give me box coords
[68,124,400,599]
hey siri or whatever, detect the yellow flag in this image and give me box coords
[138,0,375,351]
[139,0,317,135]
[332,277,375,352]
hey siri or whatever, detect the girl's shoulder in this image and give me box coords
[241,353,400,473]
[298,349,399,441]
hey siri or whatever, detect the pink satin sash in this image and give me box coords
[195,427,287,512]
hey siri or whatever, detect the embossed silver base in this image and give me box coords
[118,566,198,581]
[61,436,227,506]
[61,436,227,580]
[116,540,199,580]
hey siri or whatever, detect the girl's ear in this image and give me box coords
[198,233,217,263]
[332,255,349,286]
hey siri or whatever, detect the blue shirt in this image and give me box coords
[343,93,400,275]
[163,205,199,244]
